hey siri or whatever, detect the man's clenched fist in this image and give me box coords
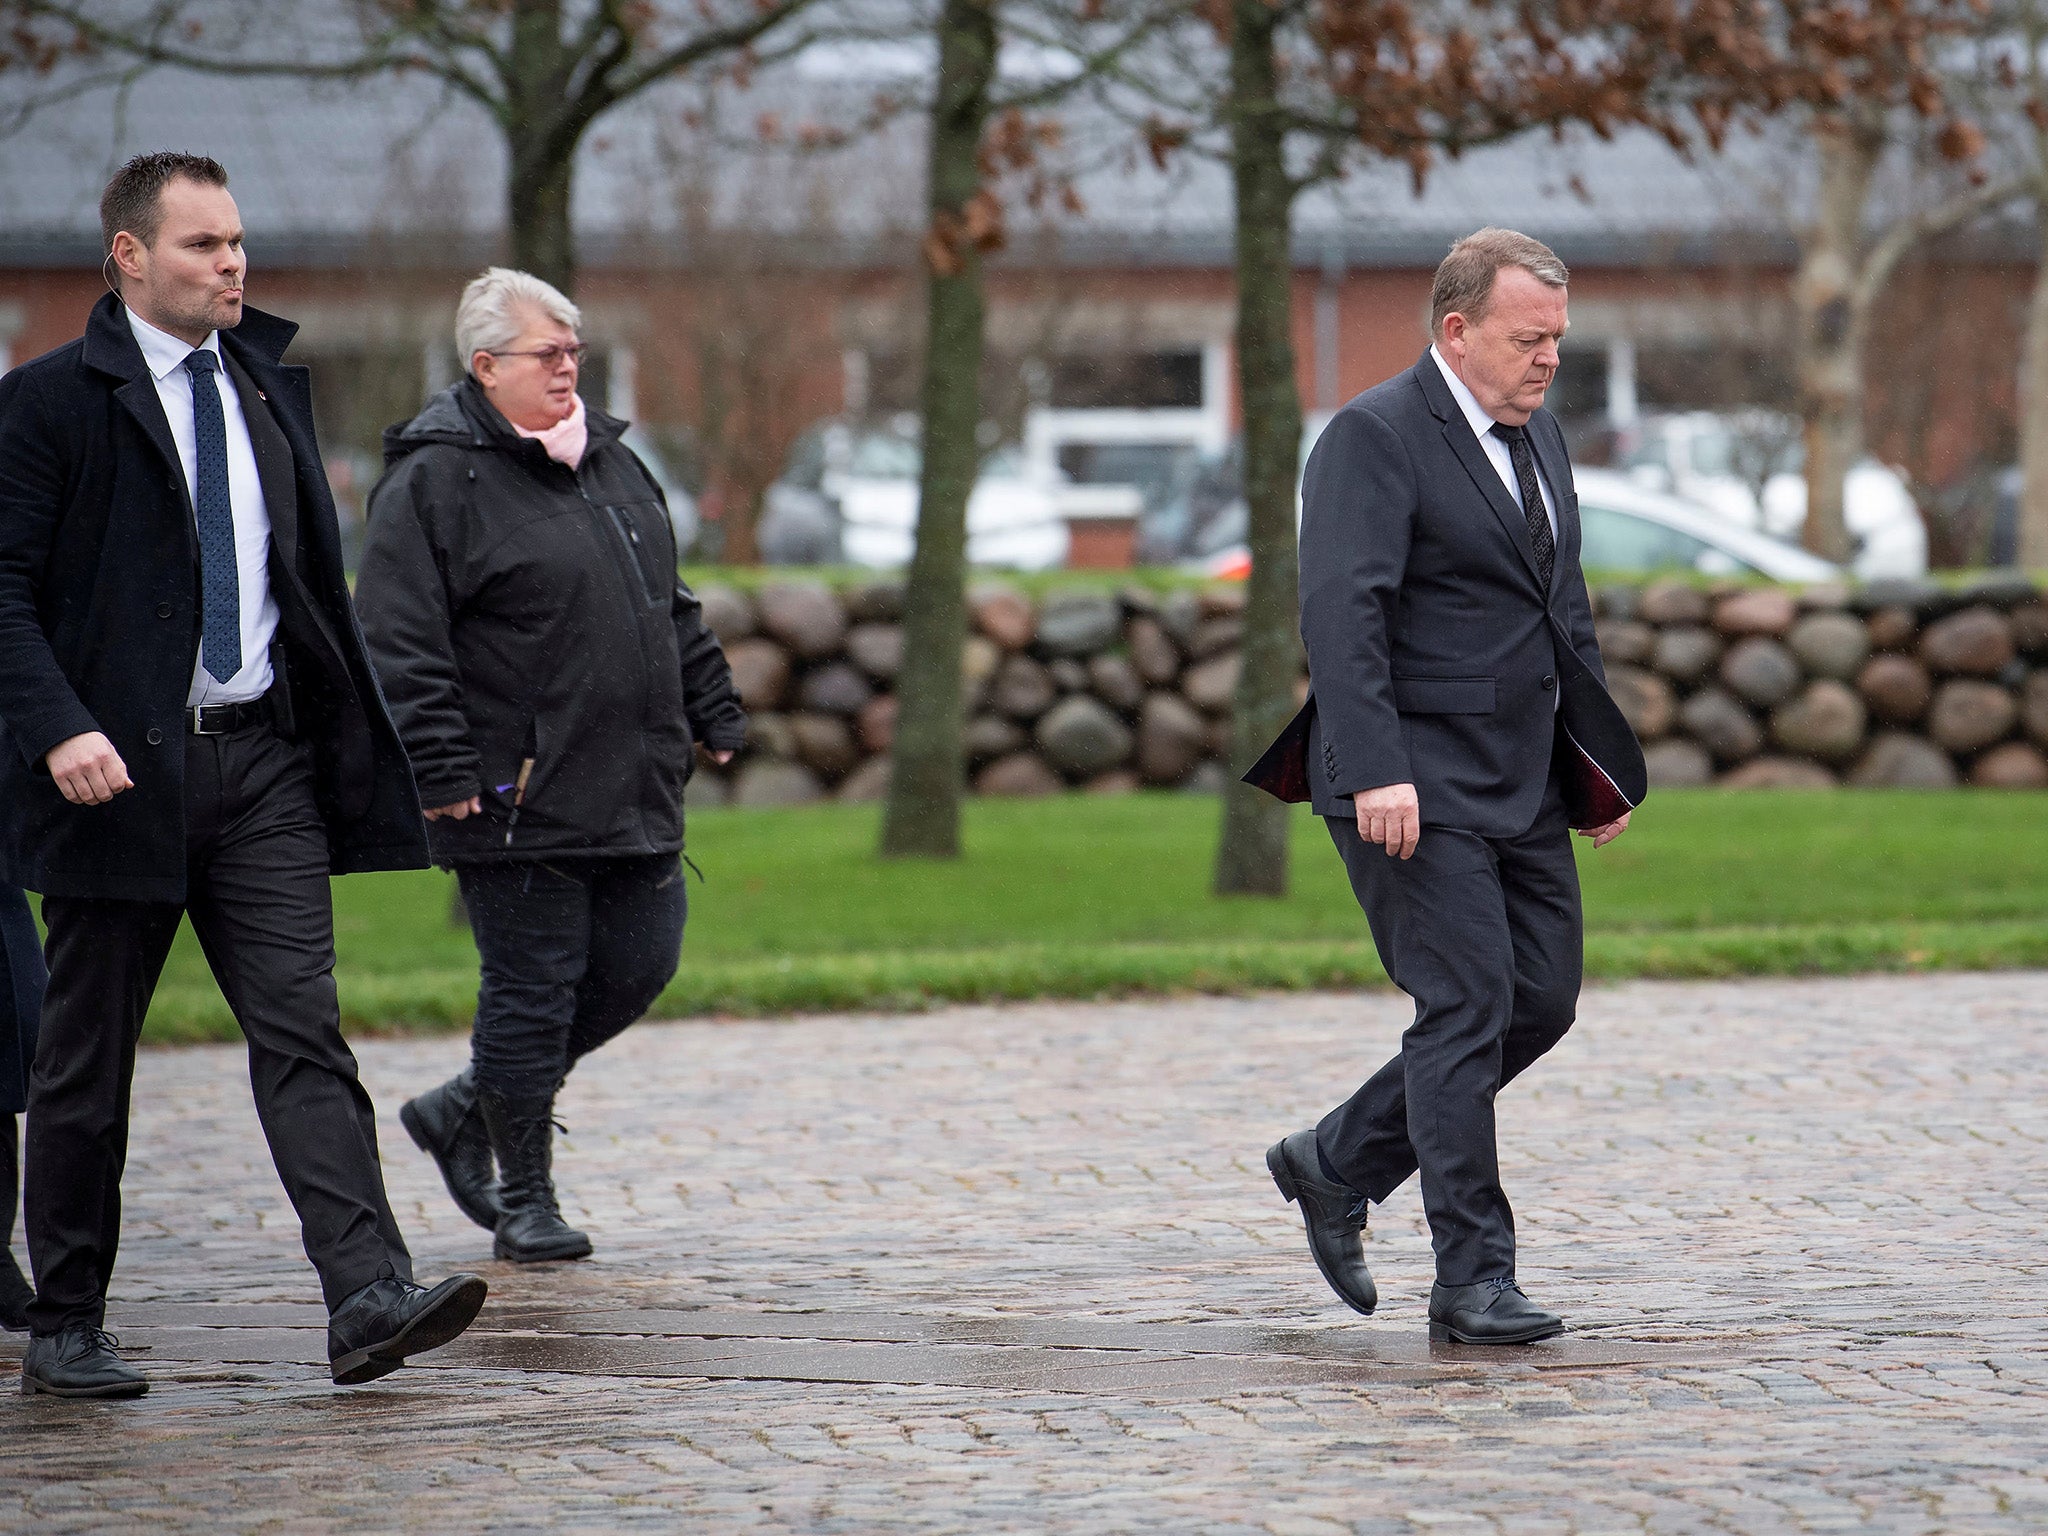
[45,731,133,806]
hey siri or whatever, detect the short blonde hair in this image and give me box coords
[1429,228,1567,337]
[456,267,581,373]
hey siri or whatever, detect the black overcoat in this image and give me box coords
[0,294,429,902]
[1242,351,1644,834]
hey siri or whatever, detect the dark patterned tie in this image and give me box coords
[1491,421,1555,592]
[183,348,242,683]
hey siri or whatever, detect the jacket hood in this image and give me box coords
[382,375,627,467]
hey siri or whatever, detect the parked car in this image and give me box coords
[1144,417,1330,566]
[759,417,1070,570]
[1574,469,1842,580]
[1200,466,1840,583]
[1619,410,1926,578]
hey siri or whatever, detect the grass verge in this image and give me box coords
[130,788,2048,1043]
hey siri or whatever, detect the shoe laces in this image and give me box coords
[1484,1276,1522,1297]
[79,1326,122,1354]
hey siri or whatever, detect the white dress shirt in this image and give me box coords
[126,307,278,707]
[1429,344,1558,539]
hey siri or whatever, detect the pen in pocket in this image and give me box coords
[503,756,534,847]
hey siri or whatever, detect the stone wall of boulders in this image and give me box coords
[684,574,2048,807]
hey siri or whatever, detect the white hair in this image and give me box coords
[456,267,582,372]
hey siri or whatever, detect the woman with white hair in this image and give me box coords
[356,268,747,1263]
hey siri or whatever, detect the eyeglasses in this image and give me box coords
[486,343,588,369]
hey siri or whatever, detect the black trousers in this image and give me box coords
[1318,774,1582,1288]
[457,853,687,1103]
[24,724,411,1333]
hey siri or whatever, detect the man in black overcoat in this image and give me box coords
[1246,228,1644,1345]
[0,152,487,1396]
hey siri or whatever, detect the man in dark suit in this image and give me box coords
[1251,228,1640,1345]
[0,152,487,1396]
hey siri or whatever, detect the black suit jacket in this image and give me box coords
[0,294,428,902]
[1244,351,1643,836]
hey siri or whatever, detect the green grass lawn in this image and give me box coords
[137,788,2048,1042]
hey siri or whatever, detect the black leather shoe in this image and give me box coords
[1428,1278,1564,1344]
[480,1090,593,1264]
[1266,1129,1377,1315]
[327,1269,489,1385]
[20,1326,149,1398]
[400,1069,503,1232]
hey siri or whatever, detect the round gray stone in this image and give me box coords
[1677,687,1764,764]
[1036,593,1122,657]
[1638,580,1711,626]
[1847,733,1959,788]
[1136,693,1209,785]
[973,752,1064,797]
[1035,695,1135,778]
[964,714,1027,762]
[1651,626,1723,686]
[1182,653,1242,712]
[723,638,792,712]
[1643,738,1713,787]
[1608,666,1675,740]
[1786,613,1871,681]
[846,623,905,681]
[1927,680,2019,754]
[1719,637,1803,708]
[989,655,1058,720]
[1595,620,1657,667]
[797,662,873,716]
[697,584,755,644]
[1087,654,1145,712]
[1770,680,1867,764]
[756,581,848,659]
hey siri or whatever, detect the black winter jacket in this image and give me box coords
[355,379,746,865]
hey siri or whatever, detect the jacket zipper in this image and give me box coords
[576,467,659,844]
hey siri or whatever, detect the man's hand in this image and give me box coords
[424,796,483,821]
[1354,782,1421,859]
[45,732,132,806]
[710,749,734,766]
[1577,810,1631,849]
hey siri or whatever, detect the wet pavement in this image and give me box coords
[3,971,2045,1533]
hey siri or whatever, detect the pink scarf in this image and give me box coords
[514,392,588,469]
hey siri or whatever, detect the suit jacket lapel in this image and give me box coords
[113,377,191,518]
[223,350,299,576]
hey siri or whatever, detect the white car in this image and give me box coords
[1574,469,1841,581]
[1619,411,1926,578]
[1197,462,1841,585]
[760,418,1070,570]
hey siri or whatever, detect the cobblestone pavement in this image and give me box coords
[4,971,2046,1534]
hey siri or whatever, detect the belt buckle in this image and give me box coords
[188,705,227,736]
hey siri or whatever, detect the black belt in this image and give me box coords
[185,697,271,736]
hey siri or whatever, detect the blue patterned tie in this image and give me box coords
[183,348,242,683]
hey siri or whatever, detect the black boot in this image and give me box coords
[478,1089,592,1263]
[400,1069,502,1232]
[1,1114,32,1333]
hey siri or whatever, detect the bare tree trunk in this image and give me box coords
[2019,201,2048,567]
[1794,112,1881,564]
[1213,0,1301,898]
[499,0,580,294]
[508,135,578,294]
[879,0,997,860]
